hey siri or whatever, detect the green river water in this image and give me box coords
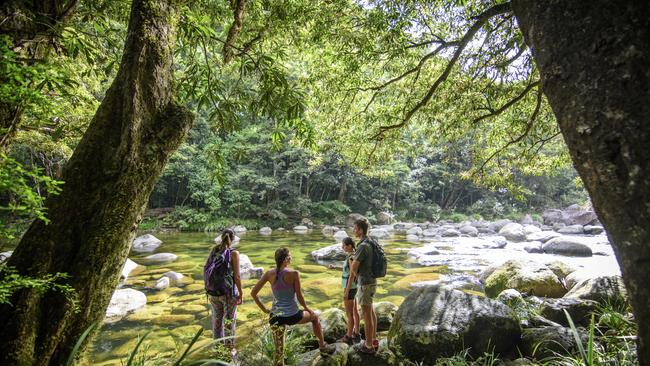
[90,231,445,365]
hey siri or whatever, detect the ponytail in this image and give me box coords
[274,247,290,280]
[212,229,235,256]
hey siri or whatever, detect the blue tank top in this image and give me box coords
[271,268,300,317]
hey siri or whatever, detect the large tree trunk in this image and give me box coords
[0,0,193,364]
[0,0,79,149]
[513,1,650,364]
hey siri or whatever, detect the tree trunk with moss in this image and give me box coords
[0,0,193,364]
[513,1,650,364]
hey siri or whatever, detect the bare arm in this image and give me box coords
[344,258,356,296]
[293,271,311,313]
[250,271,270,313]
[231,251,243,303]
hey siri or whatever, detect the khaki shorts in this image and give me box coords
[356,284,376,306]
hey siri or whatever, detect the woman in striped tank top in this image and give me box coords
[251,247,333,365]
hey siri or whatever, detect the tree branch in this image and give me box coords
[372,2,512,140]
[472,79,540,124]
[223,0,247,64]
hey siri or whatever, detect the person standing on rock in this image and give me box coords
[204,229,243,355]
[338,237,361,344]
[251,247,334,366]
[349,218,378,354]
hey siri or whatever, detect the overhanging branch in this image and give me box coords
[371,1,512,140]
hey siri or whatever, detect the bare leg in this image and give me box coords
[296,310,326,347]
[344,299,354,337]
[271,324,285,366]
[352,299,360,335]
[371,305,377,343]
[361,304,374,348]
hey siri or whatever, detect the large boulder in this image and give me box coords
[459,225,479,236]
[388,285,520,361]
[333,230,349,241]
[488,219,512,233]
[0,251,13,263]
[499,223,526,242]
[105,288,147,322]
[375,301,399,332]
[346,213,366,227]
[377,211,394,224]
[482,259,566,298]
[233,225,247,233]
[239,254,264,279]
[259,227,272,235]
[312,243,347,261]
[564,276,627,304]
[542,237,593,257]
[320,308,348,342]
[131,234,162,253]
[368,228,390,239]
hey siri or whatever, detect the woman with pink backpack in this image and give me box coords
[204,229,243,354]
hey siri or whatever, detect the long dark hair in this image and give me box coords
[211,229,235,256]
[274,247,290,279]
[342,237,356,250]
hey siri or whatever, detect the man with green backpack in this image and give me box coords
[348,218,387,354]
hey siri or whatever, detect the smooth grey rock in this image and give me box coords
[259,226,272,235]
[584,225,605,235]
[523,224,541,235]
[440,228,461,237]
[407,244,440,258]
[132,234,162,253]
[312,243,347,261]
[105,289,147,322]
[121,258,142,280]
[557,224,584,235]
[406,234,420,242]
[543,237,593,257]
[377,211,394,224]
[293,225,310,233]
[320,308,348,342]
[239,254,264,279]
[524,242,543,253]
[459,225,479,236]
[406,226,423,236]
[346,213,366,227]
[499,223,526,242]
[488,219,512,232]
[233,225,247,233]
[526,230,562,242]
[333,230,349,241]
[322,225,339,235]
[215,234,241,245]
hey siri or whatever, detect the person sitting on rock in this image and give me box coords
[251,247,334,366]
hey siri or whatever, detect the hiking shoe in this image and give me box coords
[353,333,362,343]
[353,342,376,354]
[337,334,354,345]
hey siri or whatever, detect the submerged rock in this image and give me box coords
[293,225,310,233]
[388,285,520,362]
[144,253,178,264]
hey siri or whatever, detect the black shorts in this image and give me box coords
[269,310,303,326]
[346,288,358,301]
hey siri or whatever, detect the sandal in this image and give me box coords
[354,342,376,354]
[337,334,354,345]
